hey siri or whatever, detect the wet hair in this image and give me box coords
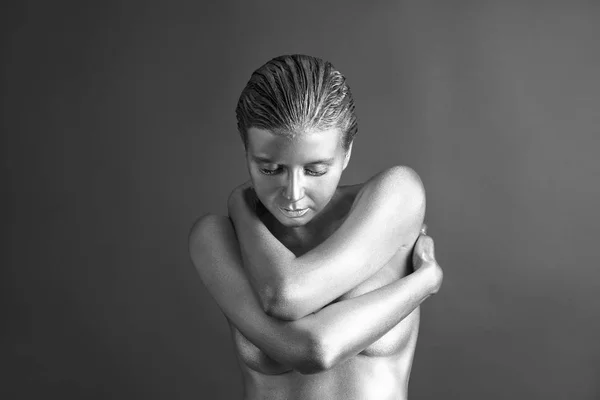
[236,54,357,152]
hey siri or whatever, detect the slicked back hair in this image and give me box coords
[236,54,357,152]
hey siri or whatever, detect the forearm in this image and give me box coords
[228,194,295,308]
[237,265,438,374]
[192,212,441,375]
[229,183,416,320]
[193,212,414,374]
[190,214,323,374]
[293,266,440,370]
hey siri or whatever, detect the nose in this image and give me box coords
[282,169,305,202]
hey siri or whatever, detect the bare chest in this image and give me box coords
[331,244,420,357]
[231,244,420,376]
[232,183,420,375]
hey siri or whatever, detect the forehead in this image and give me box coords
[247,127,343,163]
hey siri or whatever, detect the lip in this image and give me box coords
[278,207,309,218]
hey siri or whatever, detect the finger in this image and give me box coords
[419,235,435,261]
[234,180,252,194]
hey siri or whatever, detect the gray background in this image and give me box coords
[3,1,599,399]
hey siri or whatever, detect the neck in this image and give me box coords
[263,213,315,248]
[263,187,348,249]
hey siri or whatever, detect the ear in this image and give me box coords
[342,141,353,171]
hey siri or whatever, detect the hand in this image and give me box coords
[412,224,443,294]
[227,180,252,219]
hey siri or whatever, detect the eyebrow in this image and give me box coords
[252,155,335,165]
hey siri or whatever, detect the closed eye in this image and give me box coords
[259,167,282,175]
[304,168,327,176]
[258,166,328,177]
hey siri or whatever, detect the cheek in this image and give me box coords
[310,175,341,202]
[250,174,280,200]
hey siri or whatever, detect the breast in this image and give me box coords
[231,238,418,373]
[358,307,420,357]
[230,326,293,375]
[335,248,420,357]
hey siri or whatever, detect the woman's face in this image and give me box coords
[245,127,351,227]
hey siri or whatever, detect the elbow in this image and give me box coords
[261,280,306,321]
[295,330,338,375]
[265,300,305,322]
[385,165,426,212]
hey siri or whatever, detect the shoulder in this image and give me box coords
[188,213,234,250]
[359,165,425,210]
[188,213,242,276]
[189,213,229,236]
[374,165,424,194]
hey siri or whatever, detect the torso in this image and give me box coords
[229,183,421,400]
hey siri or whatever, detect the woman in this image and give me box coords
[189,54,443,400]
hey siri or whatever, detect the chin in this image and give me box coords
[268,207,314,227]
[273,214,310,227]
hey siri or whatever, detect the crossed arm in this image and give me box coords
[228,166,431,320]
[189,166,442,374]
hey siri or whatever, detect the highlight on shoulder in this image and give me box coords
[188,213,230,252]
[356,165,425,212]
